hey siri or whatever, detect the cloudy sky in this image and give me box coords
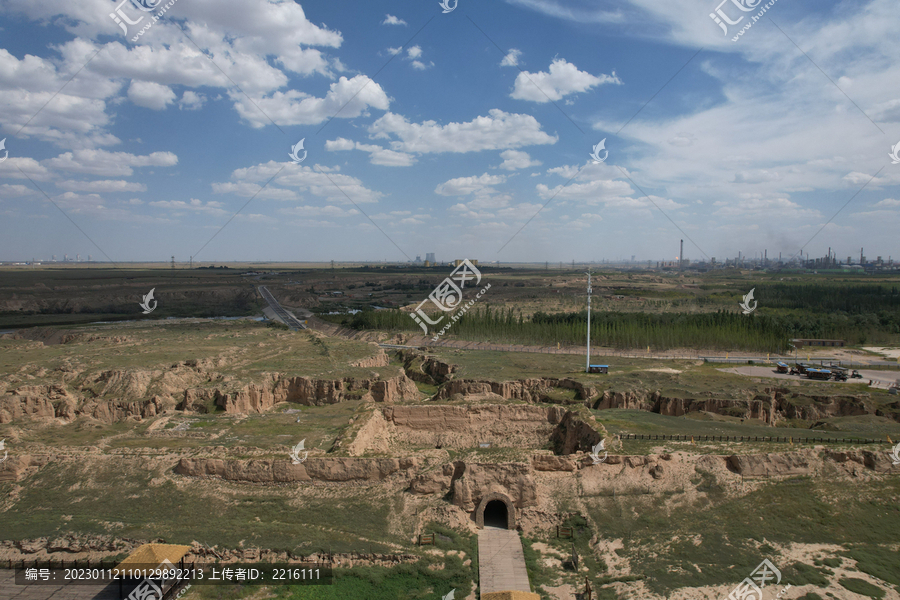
[0,0,898,264]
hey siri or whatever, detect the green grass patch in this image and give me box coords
[182,559,474,600]
[844,544,900,586]
[782,562,829,586]
[0,460,404,554]
[839,577,886,598]
[581,476,900,595]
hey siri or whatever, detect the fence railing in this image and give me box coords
[619,433,883,444]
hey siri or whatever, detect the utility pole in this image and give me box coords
[679,239,683,271]
[585,271,592,373]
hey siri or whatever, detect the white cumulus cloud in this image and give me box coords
[369,109,557,154]
[501,49,522,67]
[435,173,507,196]
[382,14,407,26]
[127,80,177,110]
[499,150,541,170]
[511,58,621,103]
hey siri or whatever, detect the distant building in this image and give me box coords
[454,259,478,267]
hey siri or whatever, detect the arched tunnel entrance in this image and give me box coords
[475,493,516,530]
[483,500,508,529]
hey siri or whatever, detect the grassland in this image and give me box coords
[185,524,476,600]
[3,266,900,599]
[578,476,900,596]
[0,319,393,391]
[0,458,407,555]
[425,348,900,409]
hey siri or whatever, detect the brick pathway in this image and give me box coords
[477,529,531,597]
[0,570,119,600]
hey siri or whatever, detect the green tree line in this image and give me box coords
[344,301,900,351]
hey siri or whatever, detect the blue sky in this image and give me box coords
[0,0,898,263]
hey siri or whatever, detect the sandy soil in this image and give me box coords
[864,346,900,360]
[721,366,900,388]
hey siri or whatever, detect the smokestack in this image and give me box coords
[680,239,683,271]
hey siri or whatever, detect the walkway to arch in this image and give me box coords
[477,529,531,597]
[475,493,530,597]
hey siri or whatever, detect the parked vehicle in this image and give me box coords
[775,362,790,374]
[794,363,812,375]
[830,366,848,381]
[850,370,863,379]
[806,368,832,380]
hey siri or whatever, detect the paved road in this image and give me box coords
[477,529,531,597]
[722,366,900,388]
[258,286,306,330]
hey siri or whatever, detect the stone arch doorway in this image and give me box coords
[475,493,516,530]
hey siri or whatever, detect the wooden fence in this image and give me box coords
[619,433,882,444]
